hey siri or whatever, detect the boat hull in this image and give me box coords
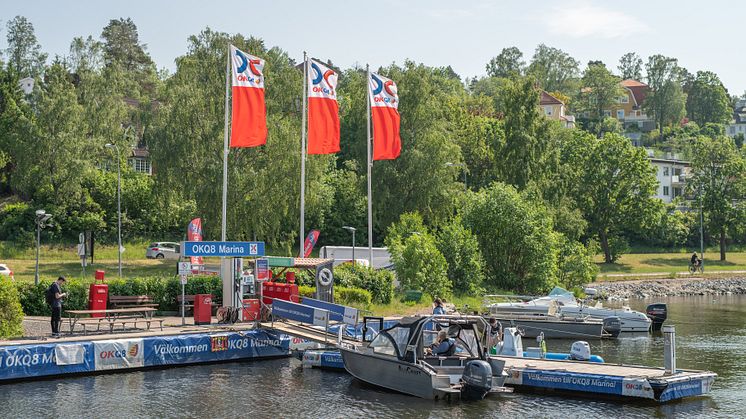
[494,317,605,339]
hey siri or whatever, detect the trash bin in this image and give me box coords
[88,274,108,318]
[194,294,212,325]
[241,299,260,321]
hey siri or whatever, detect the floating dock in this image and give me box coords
[498,356,716,403]
[0,325,290,383]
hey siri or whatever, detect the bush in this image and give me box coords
[298,285,372,306]
[334,264,395,304]
[390,232,451,299]
[557,237,599,289]
[0,277,24,338]
[436,218,485,296]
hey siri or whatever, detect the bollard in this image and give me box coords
[663,325,676,375]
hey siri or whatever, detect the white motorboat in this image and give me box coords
[486,287,656,333]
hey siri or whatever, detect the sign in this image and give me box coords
[178,262,192,275]
[272,299,329,327]
[180,275,188,285]
[302,297,358,325]
[255,258,269,281]
[183,241,265,258]
[93,339,144,371]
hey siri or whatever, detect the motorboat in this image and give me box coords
[490,307,621,339]
[493,326,605,363]
[337,315,512,401]
[486,287,659,333]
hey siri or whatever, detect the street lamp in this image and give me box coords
[34,209,53,285]
[446,162,467,191]
[698,183,705,272]
[105,143,122,277]
[342,226,356,266]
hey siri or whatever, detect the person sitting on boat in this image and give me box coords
[690,252,701,268]
[433,298,446,315]
[426,330,456,356]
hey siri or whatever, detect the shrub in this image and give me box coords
[557,237,599,289]
[436,218,485,296]
[0,277,24,338]
[334,264,395,304]
[298,285,372,306]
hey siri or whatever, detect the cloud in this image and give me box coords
[543,3,649,39]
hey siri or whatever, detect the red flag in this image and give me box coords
[230,45,267,147]
[186,218,203,271]
[307,59,340,154]
[369,72,401,160]
[303,229,320,257]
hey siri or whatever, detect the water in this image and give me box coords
[1,295,744,418]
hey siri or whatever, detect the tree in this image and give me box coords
[686,71,731,126]
[618,52,643,80]
[67,36,104,73]
[436,217,485,295]
[101,18,153,72]
[563,133,658,263]
[644,55,686,136]
[463,182,559,293]
[557,237,598,290]
[526,44,580,95]
[486,46,524,78]
[576,63,623,136]
[689,136,746,261]
[4,16,47,77]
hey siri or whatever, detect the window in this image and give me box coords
[544,106,553,116]
[620,95,629,103]
[663,186,670,196]
[663,167,669,176]
[616,109,625,119]
[673,187,682,198]
[133,158,151,175]
[603,110,611,117]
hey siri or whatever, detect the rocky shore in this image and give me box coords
[588,277,746,300]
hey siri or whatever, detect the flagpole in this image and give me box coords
[366,65,373,267]
[299,52,308,257]
[221,48,231,242]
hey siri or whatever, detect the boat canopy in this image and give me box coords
[548,287,573,298]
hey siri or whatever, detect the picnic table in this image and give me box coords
[65,307,161,334]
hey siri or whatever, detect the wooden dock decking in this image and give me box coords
[499,356,671,378]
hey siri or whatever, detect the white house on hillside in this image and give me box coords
[648,153,690,203]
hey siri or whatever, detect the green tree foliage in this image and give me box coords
[618,52,643,80]
[688,136,746,260]
[4,16,47,77]
[0,277,24,338]
[527,44,580,95]
[436,217,485,295]
[644,55,687,135]
[333,264,395,304]
[486,46,524,78]
[576,63,623,136]
[66,35,104,73]
[101,18,154,72]
[563,133,658,263]
[557,237,598,290]
[463,183,559,293]
[686,71,731,126]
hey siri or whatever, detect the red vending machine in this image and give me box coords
[88,270,108,318]
[194,294,212,325]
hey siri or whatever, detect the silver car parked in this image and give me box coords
[145,242,181,259]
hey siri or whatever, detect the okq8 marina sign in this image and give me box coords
[182,241,265,258]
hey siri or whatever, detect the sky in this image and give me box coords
[1,0,745,95]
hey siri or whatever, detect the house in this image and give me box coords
[18,77,34,95]
[726,99,746,139]
[648,151,690,204]
[539,91,575,128]
[604,80,656,132]
[128,147,152,175]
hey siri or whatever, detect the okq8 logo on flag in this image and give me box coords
[370,74,398,106]
[309,60,337,99]
[232,47,265,88]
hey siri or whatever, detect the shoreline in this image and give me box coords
[588,276,746,300]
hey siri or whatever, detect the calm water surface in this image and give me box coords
[1,295,744,418]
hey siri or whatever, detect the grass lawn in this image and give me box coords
[596,251,746,275]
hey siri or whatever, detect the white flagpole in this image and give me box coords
[366,65,373,267]
[221,48,231,241]
[299,52,308,257]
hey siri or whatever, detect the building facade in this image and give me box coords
[649,154,690,204]
[604,80,656,132]
[726,99,746,139]
[539,91,575,128]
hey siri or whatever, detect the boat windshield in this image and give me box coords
[369,325,411,357]
[548,287,573,298]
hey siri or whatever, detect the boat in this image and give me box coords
[489,303,621,339]
[486,287,660,333]
[337,315,512,401]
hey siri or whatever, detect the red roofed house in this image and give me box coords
[604,80,655,133]
[539,91,575,128]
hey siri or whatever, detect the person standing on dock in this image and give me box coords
[433,298,446,315]
[46,276,67,337]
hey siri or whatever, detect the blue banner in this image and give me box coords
[0,342,95,380]
[301,297,358,325]
[521,369,623,395]
[273,299,329,326]
[183,241,265,257]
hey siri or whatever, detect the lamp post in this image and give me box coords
[342,226,356,265]
[105,143,122,277]
[699,183,704,272]
[34,209,52,285]
[446,162,467,191]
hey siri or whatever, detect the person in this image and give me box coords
[48,276,67,337]
[426,330,456,356]
[433,298,446,315]
[486,318,502,354]
[690,252,701,268]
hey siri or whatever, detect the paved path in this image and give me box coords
[599,270,746,278]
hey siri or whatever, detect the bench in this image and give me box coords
[109,295,160,309]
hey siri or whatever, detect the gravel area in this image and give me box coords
[589,277,746,300]
[22,316,53,339]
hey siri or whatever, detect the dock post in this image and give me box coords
[663,325,676,375]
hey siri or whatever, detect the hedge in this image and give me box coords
[0,277,24,338]
[333,264,395,304]
[299,285,372,306]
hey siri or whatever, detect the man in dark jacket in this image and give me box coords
[49,276,67,337]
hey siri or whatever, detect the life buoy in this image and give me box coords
[318,268,333,287]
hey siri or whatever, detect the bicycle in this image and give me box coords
[688,262,704,274]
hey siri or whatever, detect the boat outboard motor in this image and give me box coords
[460,360,493,400]
[602,316,622,338]
[569,341,591,361]
[646,303,667,331]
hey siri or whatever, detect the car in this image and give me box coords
[0,263,14,281]
[145,242,181,260]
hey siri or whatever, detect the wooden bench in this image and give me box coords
[109,295,160,309]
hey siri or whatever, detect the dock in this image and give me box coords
[498,356,716,403]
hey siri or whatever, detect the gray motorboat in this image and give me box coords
[337,315,512,401]
[489,302,621,339]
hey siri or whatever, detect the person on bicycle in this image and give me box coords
[690,252,701,268]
